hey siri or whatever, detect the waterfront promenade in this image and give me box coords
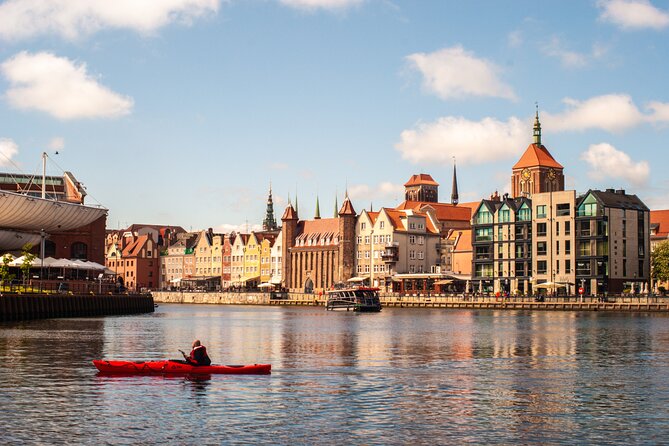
[152,291,669,312]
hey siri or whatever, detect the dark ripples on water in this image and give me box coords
[2,306,669,444]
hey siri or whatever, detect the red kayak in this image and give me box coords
[93,359,271,375]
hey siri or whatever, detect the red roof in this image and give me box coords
[404,173,439,187]
[282,204,298,220]
[651,210,669,238]
[512,143,563,169]
[396,200,471,222]
[381,208,439,234]
[338,196,356,216]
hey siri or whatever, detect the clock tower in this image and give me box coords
[511,110,564,198]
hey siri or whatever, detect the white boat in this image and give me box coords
[325,287,382,312]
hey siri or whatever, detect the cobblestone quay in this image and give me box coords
[152,291,669,312]
[0,293,155,322]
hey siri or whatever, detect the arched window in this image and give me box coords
[71,242,88,260]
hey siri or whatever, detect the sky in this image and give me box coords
[1,0,669,232]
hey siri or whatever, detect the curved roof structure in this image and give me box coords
[0,191,107,233]
[0,230,42,250]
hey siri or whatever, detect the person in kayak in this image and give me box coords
[181,340,211,366]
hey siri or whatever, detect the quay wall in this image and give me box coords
[0,294,155,322]
[152,291,669,312]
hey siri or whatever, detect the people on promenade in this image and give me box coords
[181,339,212,366]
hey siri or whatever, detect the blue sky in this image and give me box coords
[1,0,668,232]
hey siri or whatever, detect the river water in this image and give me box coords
[2,304,669,445]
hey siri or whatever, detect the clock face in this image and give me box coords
[521,168,531,180]
[547,168,557,180]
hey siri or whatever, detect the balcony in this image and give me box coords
[381,244,399,263]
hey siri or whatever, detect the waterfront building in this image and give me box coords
[160,231,199,289]
[270,229,283,286]
[447,229,472,276]
[395,171,473,273]
[258,233,278,284]
[650,210,669,291]
[0,170,107,263]
[192,228,224,290]
[117,233,159,291]
[230,233,250,287]
[221,233,233,287]
[281,195,356,292]
[472,112,650,296]
[356,208,440,290]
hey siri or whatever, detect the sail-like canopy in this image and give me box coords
[0,191,107,232]
[0,229,42,250]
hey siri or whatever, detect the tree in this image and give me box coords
[651,240,669,288]
[0,254,14,290]
[20,243,36,288]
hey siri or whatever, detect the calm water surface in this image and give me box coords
[2,304,669,445]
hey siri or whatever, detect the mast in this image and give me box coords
[42,152,47,199]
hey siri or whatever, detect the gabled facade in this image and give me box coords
[117,234,159,291]
[160,231,198,289]
[270,229,282,286]
[356,208,440,289]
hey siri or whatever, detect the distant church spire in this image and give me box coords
[263,183,278,231]
[451,157,459,205]
[334,193,339,218]
[533,103,542,145]
[315,196,321,219]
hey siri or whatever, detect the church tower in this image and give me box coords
[262,184,278,231]
[451,160,459,205]
[511,109,564,198]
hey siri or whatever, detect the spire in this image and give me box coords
[334,194,339,218]
[262,183,278,231]
[314,196,321,219]
[451,157,459,205]
[370,202,373,212]
[533,103,542,145]
[294,191,299,217]
[338,194,356,216]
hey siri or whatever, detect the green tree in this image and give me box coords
[20,243,36,288]
[0,254,14,291]
[651,240,669,288]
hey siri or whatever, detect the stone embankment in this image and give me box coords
[0,293,155,322]
[152,291,669,312]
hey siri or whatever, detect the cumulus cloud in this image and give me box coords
[1,51,133,120]
[580,143,650,185]
[0,0,219,41]
[396,116,527,166]
[0,138,19,166]
[598,0,669,30]
[542,94,669,132]
[279,0,364,11]
[348,182,404,204]
[405,46,516,100]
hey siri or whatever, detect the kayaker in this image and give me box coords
[181,340,212,366]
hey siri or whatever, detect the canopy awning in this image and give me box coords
[258,282,275,288]
[347,276,368,282]
[534,282,568,289]
[434,279,453,285]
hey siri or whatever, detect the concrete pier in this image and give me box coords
[0,293,155,322]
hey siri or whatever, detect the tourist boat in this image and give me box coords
[325,287,382,312]
[93,359,271,375]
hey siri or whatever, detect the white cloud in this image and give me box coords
[0,0,219,41]
[405,46,516,100]
[396,116,528,166]
[0,138,19,166]
[507,30,523,48]
[279,0,364,11]
[580,143,650,185]
[1,51,134,120]
[48,137,65,151]
[348,182,404,204]
[598,0,669,30]
[542,94,667,132]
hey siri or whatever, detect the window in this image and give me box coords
[518,206,531,221]
[418,236,424,245]
[409,250,416,260]
[537,223,547,237]
[537,242,547,256]
[556,221,560,236]
[71,242,87,260]
[364,236,370,245]
[475,227,493,242]
[556,240,560,255]
[565,221,571,235]
[380,221,385,229]
[409,222,416,230]
[565,259,571,273]
[579,221,591,237]
[499,209,510,223]
[357,236,362,244]
[417,251,424,260]
[418,223,424,230]
[556,260,560,274]
[536,205,546,218]
[578,202,597,217]
[537,261,547,275]
[579,241,591,256]
[409,235,416,244]
[475,263,493,278]
[556,204,571,216]
[577,261,591,275]
[476,209,492,224]
[361,222,366,230]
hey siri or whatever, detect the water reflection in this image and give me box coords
[3,306,669,444]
